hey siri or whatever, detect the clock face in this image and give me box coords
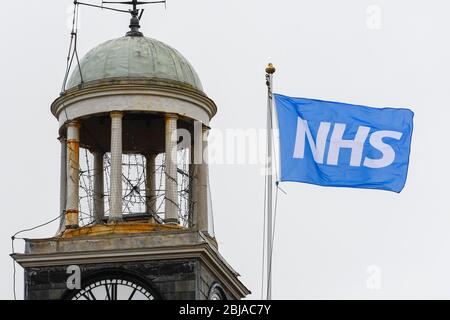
[70,278,155,300]
[209,291,223,300]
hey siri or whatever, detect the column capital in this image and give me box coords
[67,120,80,128]
[110,111,124,118]
[165,113,178,120]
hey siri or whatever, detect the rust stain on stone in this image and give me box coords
[62,220,183,238]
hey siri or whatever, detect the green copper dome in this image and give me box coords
[67,36,203,91]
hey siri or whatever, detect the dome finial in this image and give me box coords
[126,6,143,37]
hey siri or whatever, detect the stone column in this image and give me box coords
[145,153,157,215]
[190,121,203,229]
[165,114,179,224]
[66,121,80,229]
[109,111,123,222]
[57,136,67,234]
[197,125,209,233]
[93,151,104,224]
[189,142,198,229]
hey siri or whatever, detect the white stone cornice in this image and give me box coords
[51,79,217,127]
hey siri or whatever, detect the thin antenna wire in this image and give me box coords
[61,3,78,93]
[74,3,84,86]
[11,215,61,300]
[61,2,84,93]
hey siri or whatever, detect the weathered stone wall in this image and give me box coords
[25,258,227,300]
[197,262,233,300]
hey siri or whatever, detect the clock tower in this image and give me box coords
[11,2,249,300]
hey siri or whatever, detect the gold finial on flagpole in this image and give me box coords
[265,63,276,74]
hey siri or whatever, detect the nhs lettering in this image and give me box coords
[293,119,403,169]
[274,94,414,193]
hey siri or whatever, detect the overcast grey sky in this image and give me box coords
[1,0,450,299]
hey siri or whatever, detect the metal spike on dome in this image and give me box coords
[126,0,143,36]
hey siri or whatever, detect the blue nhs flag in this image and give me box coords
[274,94,414,193]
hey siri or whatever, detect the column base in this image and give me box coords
[65,224,79,230]
[65,210,79,229]
[93,218,105,225]
[164,218,179,225]
[108,217,123,224]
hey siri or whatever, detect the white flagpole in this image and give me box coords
[265,63,276,300]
